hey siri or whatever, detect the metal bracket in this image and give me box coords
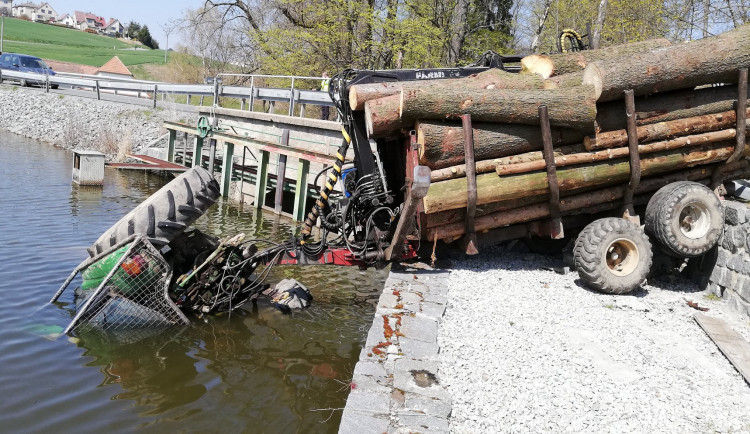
[385,165,431,261]
[622,90,641,224]
[459,114,479,254]
[539,105,565,239]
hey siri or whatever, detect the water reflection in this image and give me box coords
[0,133,387,433]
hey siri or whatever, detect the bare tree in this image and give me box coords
[530,0,552,52]
[591,0,608,48]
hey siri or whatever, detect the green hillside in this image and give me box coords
[0,18,165,66]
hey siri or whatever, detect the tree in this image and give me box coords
[126,21,141,39]
[137,25,159,49]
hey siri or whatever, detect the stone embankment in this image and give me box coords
[0,84,184,158]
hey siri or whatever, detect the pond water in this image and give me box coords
[0,132,387,433]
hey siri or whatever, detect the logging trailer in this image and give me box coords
[52,29,750,331]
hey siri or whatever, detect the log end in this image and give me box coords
[582,63,603,101]
[520,54,555,79]
[364,101,375,137]
[349,86,361,111]
[583,135,596,151]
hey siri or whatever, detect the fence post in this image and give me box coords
[152,84,158,108]
[192,136,204,168]
[293,159,310,222]
[213,78,220,107]
[95,80,100,100]
[274,129,290,212]
[167,129,176,163]
[248,76,255,112]
[240,98,246,110]
[254,150,270,209]
[45,73,49,93]
[220,141,235,198]
[288,77,296,116]
[186,94,191,105]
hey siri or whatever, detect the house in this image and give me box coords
[12,2,36,19]
[103,18,124,38]
[96,56,133,79]
[32,2,56,22]
[57,13,75,27]
[73,11,105,32]
[0,0,13,17]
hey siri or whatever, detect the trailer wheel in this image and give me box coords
[574,218,652,294]
[86,166,220,257]
[645,181,723,258]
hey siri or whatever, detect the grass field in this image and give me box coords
[1,18,166,66]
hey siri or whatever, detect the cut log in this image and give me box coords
[349,68,549,111]
[400,85,598,131]
[416,120,586,170]
[430,143,585,182]
[548,38,671,75]
[497,129,737,175]
[426,160,749,240]
[587,109,748,150]
[364,94,411,138]
[582,23,750,102]
[595,84,748,132]
[520,54,555,79]
[422,142,737,214]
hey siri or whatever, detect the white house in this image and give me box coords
[104,18,124,37]
[57,13,75,27]
[32,2,56,22]
[0,0,13,17]
[12,2,36,19]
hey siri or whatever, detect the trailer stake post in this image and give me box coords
[540,105,564,239]
[623,89,641,224]
[460,114,479,255]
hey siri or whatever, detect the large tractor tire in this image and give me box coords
[645,181,723,258]
[574,218,653,294]
[87,167,220,257]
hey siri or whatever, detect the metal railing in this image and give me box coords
[0,68,335,119]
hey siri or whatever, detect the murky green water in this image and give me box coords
[0,132,387,432]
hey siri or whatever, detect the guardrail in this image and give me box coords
[0,68,335,119]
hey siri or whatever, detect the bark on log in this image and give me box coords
[416,120,586,170]
[595,84,748,132]
[364,94,411,138]
[422,142,736,214]
[582,23,750,102]
[548,39,671,75]
[425,159,748,240]
[400,85,598,131]
[430,143,585,182]
[586,109,747,150]
[497,129,736,175]
[349,68,550,111]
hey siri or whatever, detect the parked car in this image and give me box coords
[0,53,58,89]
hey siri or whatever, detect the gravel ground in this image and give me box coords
[440,246,750,433]
[0,85,184,157]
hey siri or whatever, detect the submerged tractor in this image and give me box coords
[53,28,750,333]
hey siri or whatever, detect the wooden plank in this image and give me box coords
[192,136,204,168]
[293,159,310,222]
[253,150,270,209]
[694,313,750,384]
[220,141,235,198]
[167,129,176,163]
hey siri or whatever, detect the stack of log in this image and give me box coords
[348,24,750,243]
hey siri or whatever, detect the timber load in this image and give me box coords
[347,24,750,244]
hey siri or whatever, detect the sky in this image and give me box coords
[48,0,203,49]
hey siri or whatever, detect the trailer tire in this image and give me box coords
[574,218,652,294]
[645,182,723,258]
[86,167,220,257]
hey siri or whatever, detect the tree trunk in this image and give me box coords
[549,39,671,75]
[425,159,749,239]
[400,85,598,131]
[416,120,586,169]
[430,143,585,182]
[497,129,736,175]
[587,109,747,150]
[530,0,552,52]
[591,0,609,49]
[364,94,410,137]
[349,68,549,111]
[422,142,735,214]
[583,23,750,101]
[595,84,748,131]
